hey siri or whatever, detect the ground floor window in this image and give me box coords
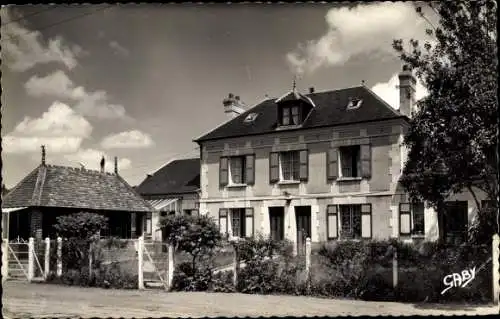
[338,204,372,239]
[218,208,254,238]
[399,202,425,236]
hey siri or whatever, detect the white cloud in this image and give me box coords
[63,148,132,172]
[101,130,154,149]
[24,70,128,119]
[0,7,83,72]
[2,102,92,154]
[286,2,436,75]
[109,40,130,57]
[371,73,429,110]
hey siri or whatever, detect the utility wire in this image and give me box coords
[1,6,57,26]
[1,5,114,43]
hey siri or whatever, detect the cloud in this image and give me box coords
[0,7,83,72]
[286,2,435,75]
[101,130,154,149]
[109,40,130,57]
[371,73,429,110]
[24,70,128,119]
[2,102,92,154]
[63,148,132,172]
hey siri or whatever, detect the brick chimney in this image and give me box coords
[398,64,417,117]
[114,156,118,174]
[223,93,245,119]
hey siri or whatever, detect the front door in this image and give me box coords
[269,207,285,241]
[295,206,311,255]
[443,201,468,244]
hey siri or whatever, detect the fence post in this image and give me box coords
[167,243,174,291]
[493,234,499,305]
[88,242,93,279]
[305,238,311,275]
[138,236,144,290]
[44,237,50,280]
[392,244,398,289]
[28,237,34,282]
[1,239,8,283]
[56,237,62,277]
[232,245,239,287]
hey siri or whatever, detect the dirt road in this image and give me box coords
[2,281,498,318]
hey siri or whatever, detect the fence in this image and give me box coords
[5,234,499,305]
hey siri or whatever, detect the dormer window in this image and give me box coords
[280,105,300,126]
[244,112,259,123]
[347,98,363,110]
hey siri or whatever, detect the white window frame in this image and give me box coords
[339,204,362,239]
[228,156,246,185]
[230,208,246,238]
[338,145,361,178]
[279,151,300,182]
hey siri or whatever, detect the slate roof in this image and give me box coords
[2,164,153,212]
[195,86,407,142]
[135,158,200,196]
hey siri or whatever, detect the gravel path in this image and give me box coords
[2,281,498,318]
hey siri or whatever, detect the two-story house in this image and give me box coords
[194,66,489,251]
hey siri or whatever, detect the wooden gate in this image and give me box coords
[7,238,45,281]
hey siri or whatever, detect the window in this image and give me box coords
[183,209,198,216]
[244,112,259,123]
[280,105,300,126]
[339,146,360,178]
[280,151,300,181]
[220,155,255,186]
[230,156,246,184]
[347,98,363,110]
[340,205,362,239]
[399,202,425,236]
[231,208,246,237]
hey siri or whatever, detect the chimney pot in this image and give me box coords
[235,95,240,101]
[114,156,118,174]
[100,156,105,173]
[309,87,315,94]
[228,93,234,99]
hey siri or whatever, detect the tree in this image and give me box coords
[393,1,498,240]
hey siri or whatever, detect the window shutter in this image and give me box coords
[219,208,228,235]
[219,157,228,187]
[399,203,411,235]
[360,144,371,178]
[327,148,338,181]
[361,204,372,239]
[245,208,254,238]
[299,149,308,181]
[327,205,338,239]
[245,154,255,185]
[269,152,279,183]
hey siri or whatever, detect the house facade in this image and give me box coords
[135,158,200,241]
[194,67,489,251]
[1,148,153,241]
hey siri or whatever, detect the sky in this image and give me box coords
[1,2,434,189]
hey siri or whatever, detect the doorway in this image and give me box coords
[269,207,285,241]
[295,206,311,255]
[443,201,468,244]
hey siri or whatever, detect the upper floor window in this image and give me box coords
[339,146,360,178]
[230,156,246,184]
[280,151,300,181]
[220,155,255,187]
[399,202,425,236]
[280,105,300,126]
[270,150,308,183]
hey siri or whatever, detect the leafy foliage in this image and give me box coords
[393,1,498,238]
[53,212,109,270]
[160,214,222,290]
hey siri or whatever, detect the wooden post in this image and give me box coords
[493,234,499,305]
[56,237,62,277]
[167,243,174,291]
[88,242,93,279]
[28,237,34,282]
[233,245,239,287]
[392,244,398,289]
[305,237,311,291]
[138,236,144,290]
[44,237,50,280]
[2,239,9,283]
